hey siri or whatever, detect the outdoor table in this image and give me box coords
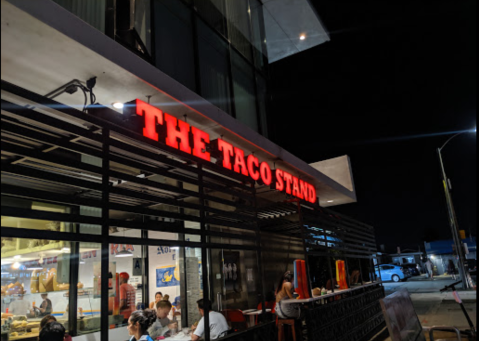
[281,281,382,305]
[243,309,272,327]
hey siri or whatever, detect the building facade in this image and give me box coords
[1,1,381,341]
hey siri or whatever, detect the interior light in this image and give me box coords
[61,247,71,253]
[300,34,306,40]
[1,272,10,275]
[13,255,21,260]
[112,102,124,109]
[12,262,21,270]
[327,200,334,203]
[27,266,44,271]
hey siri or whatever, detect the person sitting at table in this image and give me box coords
[147,300,178,339]
[39,315,73,341]
[191,299,228,340]
[149,292,163,309]
[325,277,338,290]
[172,296,181,317]
[274,271,300,320]
[127,309,157,341]
[349,269,361,286]
[39,321,65,341]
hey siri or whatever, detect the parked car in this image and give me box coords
[402,263,421,276]
[375,264,409,282]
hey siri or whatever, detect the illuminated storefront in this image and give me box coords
[1,1,382,340]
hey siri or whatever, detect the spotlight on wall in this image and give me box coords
[112,102,125,109]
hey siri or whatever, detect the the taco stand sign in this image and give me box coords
[125,99,317,204]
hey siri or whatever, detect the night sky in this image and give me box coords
[269,0,477,253]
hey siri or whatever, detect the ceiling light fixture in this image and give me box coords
[13,255,21,260]
[327,200,334,203]
[300,34,306,40]
[112,102,124,109]
[12,262,21,270]
[61,247,71,253]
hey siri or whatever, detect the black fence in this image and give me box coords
[305,284,385,341]
[219,322,277,341]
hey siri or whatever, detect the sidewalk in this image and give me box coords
[372,278,476,341]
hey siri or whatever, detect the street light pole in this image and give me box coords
[437,129,475,290]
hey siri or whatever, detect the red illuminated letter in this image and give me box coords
[260,162,272,186]
[164,113,191,154]
[233,148,249,176]
[275,169,284,191]
[191,127,211,161]
[218,139,234,170]
[110,244,119,255]
[292,176,301,199]
[247,155,260,181]
[136,99,163,141]
[283,172,293,195]
[300,180,309,200]
[308,184,317,204]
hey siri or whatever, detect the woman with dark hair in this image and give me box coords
[275,271,293,295]
[275,271,300,319]
[39,322,65,341]
[127,309,157,341]
[149,292,163,309]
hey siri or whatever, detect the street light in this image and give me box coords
[437,128,476,290]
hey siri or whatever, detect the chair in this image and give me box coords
[277,319,297,341]
[380,289,461,341]
[221,309,248,332]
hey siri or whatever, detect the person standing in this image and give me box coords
[119,272,136,323]
[447,260,457,280]
[34,293,53,317]
[425,259,434,280]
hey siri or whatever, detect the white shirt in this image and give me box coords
[9,299,31,315]
[194,312,229,340]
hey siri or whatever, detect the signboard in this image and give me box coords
[125,100,318,203]
[132,258,143,277]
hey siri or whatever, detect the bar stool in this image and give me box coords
[277,319,297,341]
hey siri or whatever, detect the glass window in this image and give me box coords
[194,0,227,37]
[250,0,267,71]
[153,0,197,91]
[197,19,232,115]
[77,242,102,336]
[232,51,259,132]
[256,73,268,137]
[135,0,152,54]
[52,0,106,33]
[1,238,71,340]
[108,236,145,337]
[225,0,253,62]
